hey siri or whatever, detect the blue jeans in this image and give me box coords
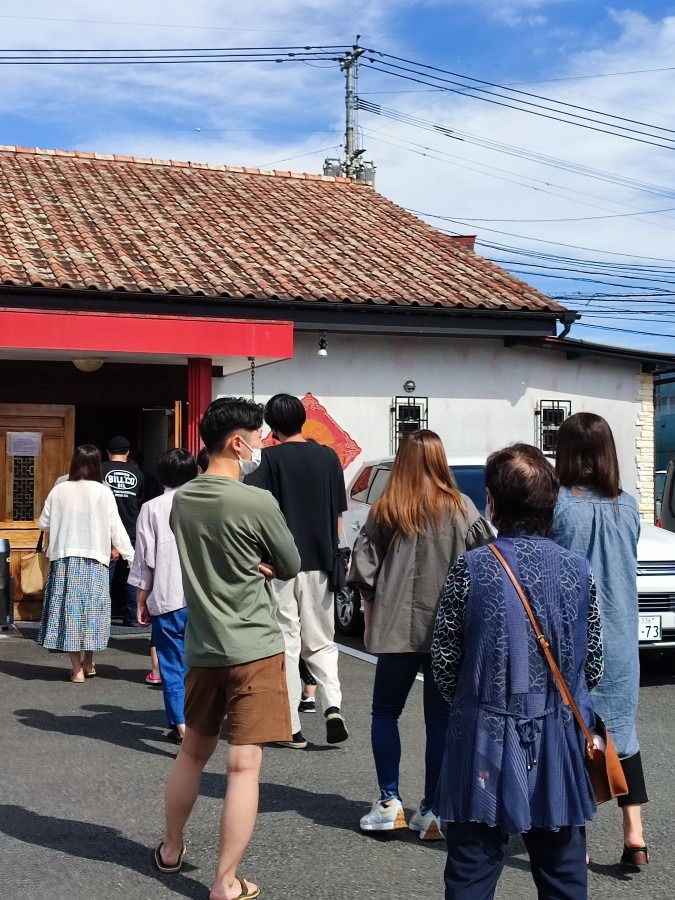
[152,608,188,728]
[371,652,450,813]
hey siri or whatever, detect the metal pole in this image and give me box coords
[342,45,364,177]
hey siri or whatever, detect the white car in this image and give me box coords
[337,457,488,635]
[337,457,675,650]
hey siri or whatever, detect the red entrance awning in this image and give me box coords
[0,307,293,360]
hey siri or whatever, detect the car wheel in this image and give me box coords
[334,585,364,636]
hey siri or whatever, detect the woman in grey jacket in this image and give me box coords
[348,430,492,839]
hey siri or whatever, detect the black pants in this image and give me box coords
[444,821,587,900]
[618,751,648,807]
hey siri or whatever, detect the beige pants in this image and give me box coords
[273,570,342,735]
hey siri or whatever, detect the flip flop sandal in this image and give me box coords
[84,670,97,678]
[154,840,186,874]
[234,875,261,899]
[621,845,649,867]
[69,673,85,684]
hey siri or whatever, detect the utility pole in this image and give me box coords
[324,40,375,184]
[341,44,365,177]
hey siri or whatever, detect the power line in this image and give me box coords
[373,51,675,140]
[361,59,675,152]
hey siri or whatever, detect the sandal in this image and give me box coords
[154,839,186,874]
[69,672,85,684]
[234,875,261,899]
[620,845,649,867]
[83,669,97,678]
[166,727,183,745]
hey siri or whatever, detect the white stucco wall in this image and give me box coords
[215,333,647,502]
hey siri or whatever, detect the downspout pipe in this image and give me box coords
[557,310,580,340]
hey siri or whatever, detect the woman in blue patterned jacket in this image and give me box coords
[432,443,603,900]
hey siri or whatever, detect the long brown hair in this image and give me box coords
[370,430,466,538]
[69,444,103,482]
[555,413,621,499]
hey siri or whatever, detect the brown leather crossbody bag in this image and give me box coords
[489,544,628,805]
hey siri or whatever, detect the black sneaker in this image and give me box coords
[274,731,309,749]
[325,707,348,744]
[299,697,316,714]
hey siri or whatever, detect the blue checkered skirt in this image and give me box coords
[38,557,111,652]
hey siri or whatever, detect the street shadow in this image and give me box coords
[588,860,640,882]
[14,704,176,759]
[0,655,146,683]
[0,805,206,899]
[198,777,444,849]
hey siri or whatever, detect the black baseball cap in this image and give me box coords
[107,435,131,452]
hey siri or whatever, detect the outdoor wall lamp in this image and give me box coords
[72,357,104,373]
[317,332,328,358]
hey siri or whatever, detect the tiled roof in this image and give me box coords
[0,145,562,313]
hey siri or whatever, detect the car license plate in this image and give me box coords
[639,615,662,642]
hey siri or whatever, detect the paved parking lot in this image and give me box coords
[1,626,673,899]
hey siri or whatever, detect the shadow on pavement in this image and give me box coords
[14,704,177,758]
[588,860,640,882]
[0,655,146,682]
[197,776,444,849]
[0,805,206,899]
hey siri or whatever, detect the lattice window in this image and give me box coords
[12,456,36,521]
[535,400,571,457]
[390,396,429,454]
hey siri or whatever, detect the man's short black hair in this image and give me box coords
[159,448,198,489]
[485,443,559,536]
[199,397,264,455]
[264,393,306,437]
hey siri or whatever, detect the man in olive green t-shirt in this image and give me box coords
[154,397,300,900]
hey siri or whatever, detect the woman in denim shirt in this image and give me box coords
[550,413,648,868]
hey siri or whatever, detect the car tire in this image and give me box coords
[334,585,364,636]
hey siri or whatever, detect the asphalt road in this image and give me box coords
[0,626,673,899]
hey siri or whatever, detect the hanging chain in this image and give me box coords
[249,356,256,402]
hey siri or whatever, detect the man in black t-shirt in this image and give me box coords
[103,435,145,626]
[245,394,348,749]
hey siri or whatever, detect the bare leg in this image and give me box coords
[150,645,161,680]
[82,650,95,676]
[210,743,263,900]
[160,728,219,865]
[68,651,84,681]
[302,683,317,700]
[623,805,645,847]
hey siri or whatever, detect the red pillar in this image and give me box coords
[187,358,212,455]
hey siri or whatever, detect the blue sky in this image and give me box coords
[3,2,675,355]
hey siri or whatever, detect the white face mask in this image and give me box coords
[238,439,262,476]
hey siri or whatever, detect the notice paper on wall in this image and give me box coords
[7,432,42,457]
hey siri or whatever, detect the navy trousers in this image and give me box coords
[444,821,587,900]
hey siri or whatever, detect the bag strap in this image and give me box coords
[36,531,44,553]
[488,543,595,753]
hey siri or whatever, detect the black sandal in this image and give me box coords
[620,845,649,867]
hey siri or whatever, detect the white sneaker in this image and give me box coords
[359,798,407,832]
[409,807,444,841]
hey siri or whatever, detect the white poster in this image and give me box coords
[7,432,42,457]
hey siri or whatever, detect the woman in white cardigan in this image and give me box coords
[38,444,134,682]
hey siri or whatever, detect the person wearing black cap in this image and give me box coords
[103,435,145,626]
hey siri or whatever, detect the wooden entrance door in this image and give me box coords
[0,404,75,619]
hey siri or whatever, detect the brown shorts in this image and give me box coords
[184,652,291,745]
